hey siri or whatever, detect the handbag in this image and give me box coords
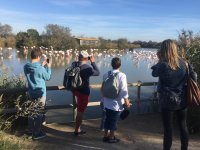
[185,62,200,107]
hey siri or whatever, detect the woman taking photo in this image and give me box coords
[151,39,196,150]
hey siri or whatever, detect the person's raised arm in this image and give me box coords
[89,56,100,76]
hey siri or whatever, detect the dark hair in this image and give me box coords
[111,57,121,69]
[31,48,42,59]
[78,57,88,61]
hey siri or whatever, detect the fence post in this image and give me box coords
[137,80,141,101]
[153,82,157,100]
[72,95,77,121]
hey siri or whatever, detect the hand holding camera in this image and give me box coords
[46,58,49,63]
[46,57,52,68]
[42,55,52,68]
[89,55,95,63]
[157,50,162,61]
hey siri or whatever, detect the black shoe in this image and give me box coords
[108,137,120,143]
[32,131,46,140]
[103,137,109,142]
[26,131,33,136]
[74,130,86,136]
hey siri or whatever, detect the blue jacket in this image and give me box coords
[24,62,51,99]
[151,59,196,110]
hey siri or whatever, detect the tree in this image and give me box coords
[41,24,72,50]
[0,23,15,47]
[70,38,79,49]
[178,29,194,50]
[98,37,107,49]
[0,23,12,38]
[16,32,29,48]
[178,30,200,83]
[0,37,5,47]
[27,29,40,46]
[132,40,161,48]
[117,38,128,49]
[5,36,16,47]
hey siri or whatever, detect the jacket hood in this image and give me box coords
[24,62,41,73]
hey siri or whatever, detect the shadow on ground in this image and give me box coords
[14,113,199,150]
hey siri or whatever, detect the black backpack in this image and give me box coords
[63,62,83,91]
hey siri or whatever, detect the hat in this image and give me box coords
[79,50,89,58]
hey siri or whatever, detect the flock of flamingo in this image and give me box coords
[0,46,158,69]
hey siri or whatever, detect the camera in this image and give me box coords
[46,58,49,63]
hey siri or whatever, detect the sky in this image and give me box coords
[0,0,200,42]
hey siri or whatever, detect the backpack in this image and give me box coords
[101,71,119,99]
[63,62,83,91]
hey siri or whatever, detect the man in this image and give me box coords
[73,50,100,136]
[102,57,131,143]
[24,48,51,140]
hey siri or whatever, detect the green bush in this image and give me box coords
[178,29,200,133]
[0,73,28,131]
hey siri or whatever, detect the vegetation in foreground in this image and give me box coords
[178,29,200,133]
[0,132,21,150]
[0,73,27,131]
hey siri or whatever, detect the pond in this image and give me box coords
[0,48,160,122]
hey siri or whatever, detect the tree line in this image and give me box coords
[0,22,162,50]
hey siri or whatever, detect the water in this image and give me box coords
[0,48,159,122]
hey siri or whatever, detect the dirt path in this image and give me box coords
[8,113,200,150]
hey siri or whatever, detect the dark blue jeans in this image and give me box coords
[162,108,188,150]
[28,97,46,135]
[104,108,120,131]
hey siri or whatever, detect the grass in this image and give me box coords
[0,132,21,150]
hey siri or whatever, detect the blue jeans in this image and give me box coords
[28,97,46,135]
[104,108,120,131]
[100,108,106,130]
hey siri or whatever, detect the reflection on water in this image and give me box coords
[0,48,160,120]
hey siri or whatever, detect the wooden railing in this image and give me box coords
[0,81,158,121]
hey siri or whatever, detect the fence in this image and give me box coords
[0,81,158,121]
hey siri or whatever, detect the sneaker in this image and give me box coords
[108,137,120,143]
[42,121,46,125]
[32,131,46,140]
[26,131,33,136]
[102,137,109,142]
[74,130,86,136]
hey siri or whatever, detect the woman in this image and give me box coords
[151,39,196,150]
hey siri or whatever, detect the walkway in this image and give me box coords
[14,113,200,150]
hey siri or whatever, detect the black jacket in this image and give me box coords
[73,61,100,95]
[151,58,197,110]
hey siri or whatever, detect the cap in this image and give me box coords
[79,50,89,58]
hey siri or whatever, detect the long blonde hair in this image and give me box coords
[160,39,180,70]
